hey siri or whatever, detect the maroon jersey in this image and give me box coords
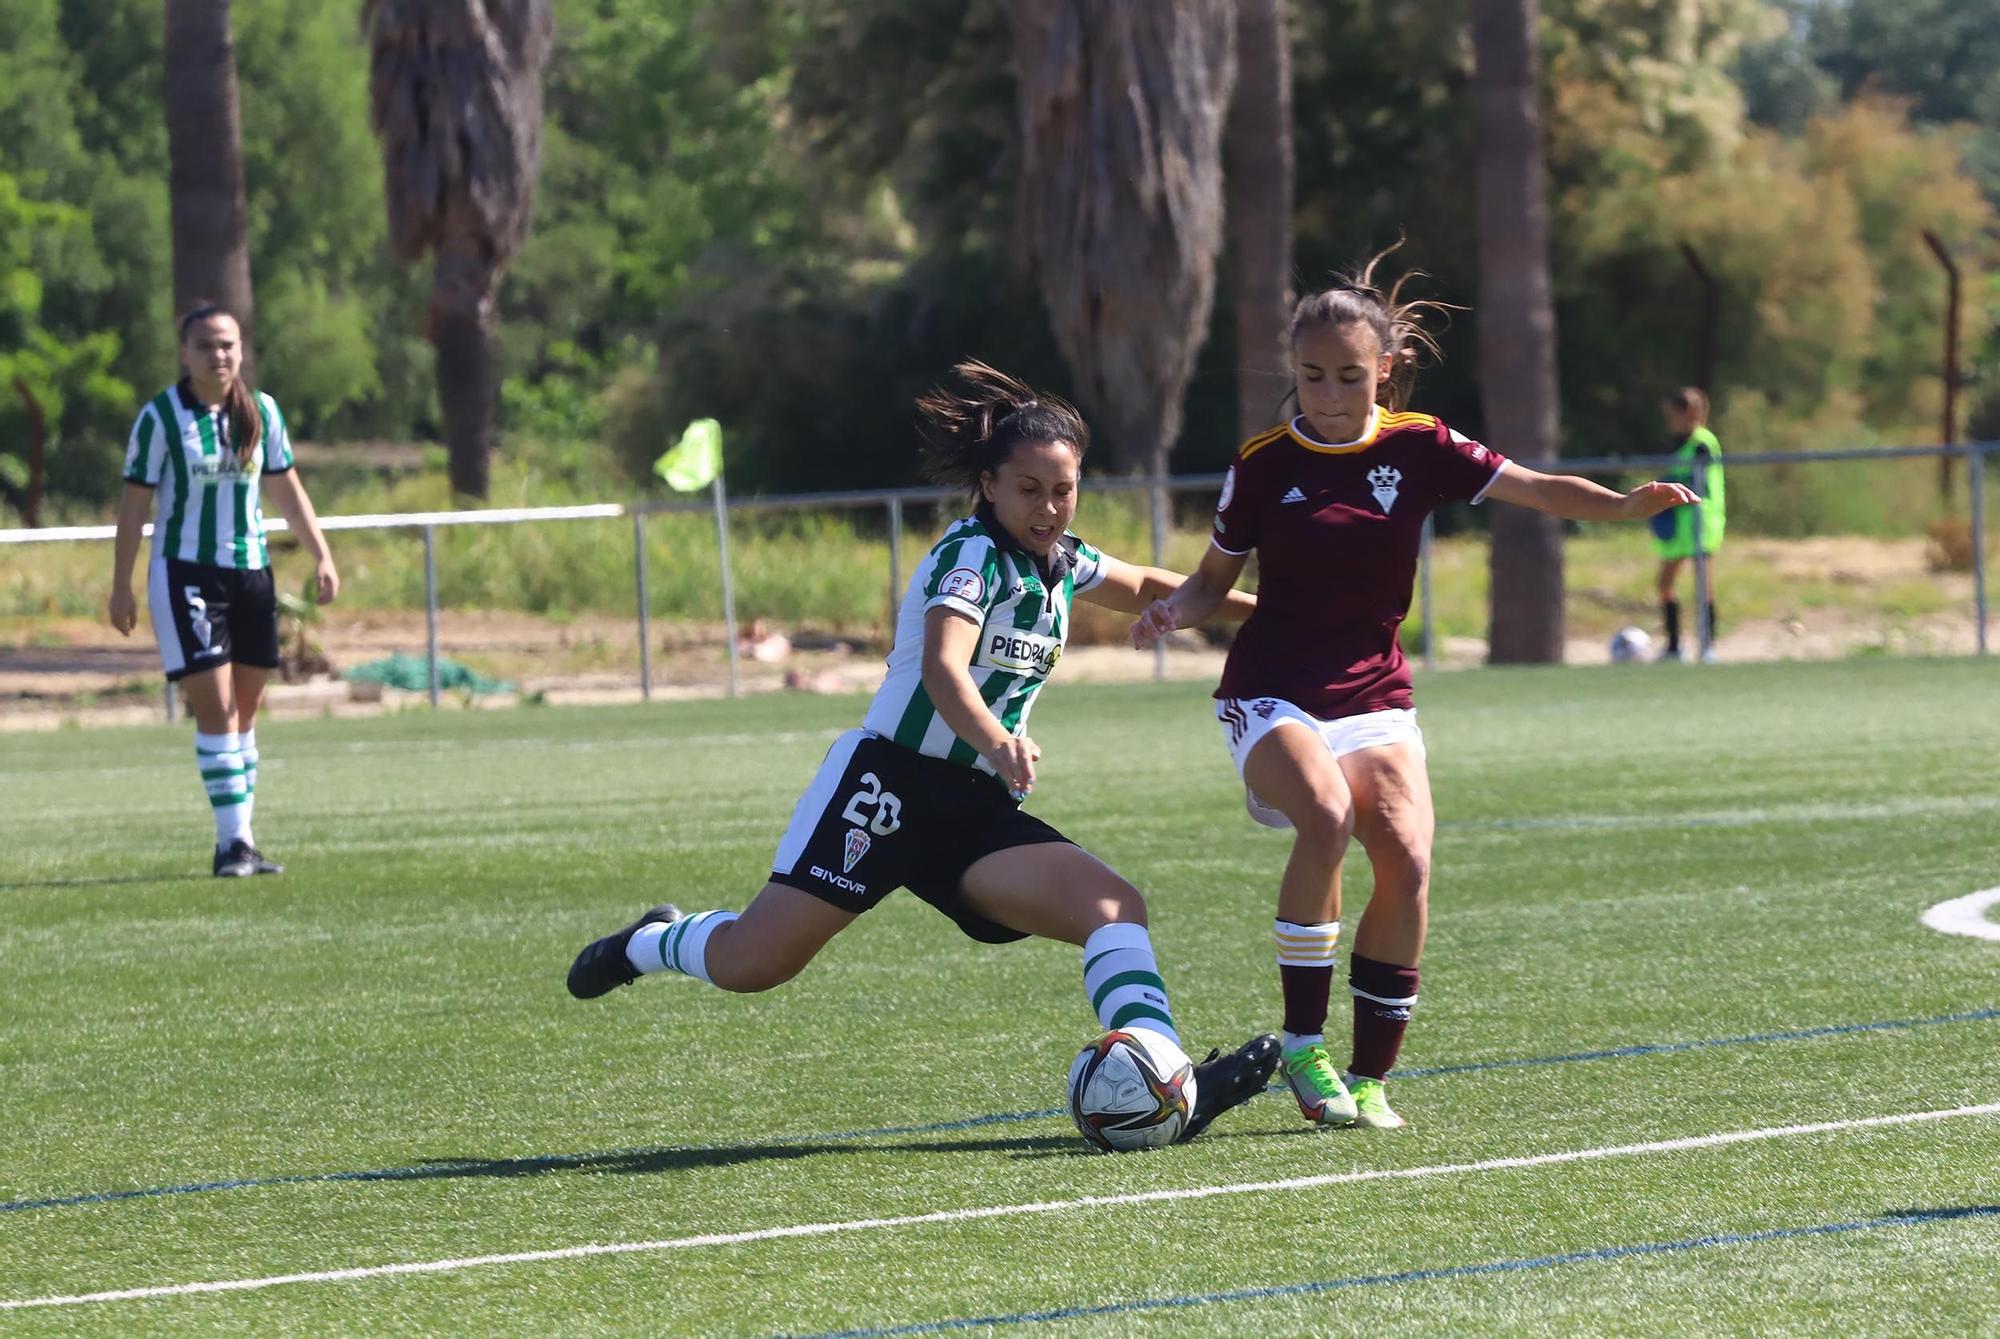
[1213,409,1509,719]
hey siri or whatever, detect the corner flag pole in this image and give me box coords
[712,470,740,698]
[656,419,739,698]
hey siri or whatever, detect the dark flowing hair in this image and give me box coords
[177,302,263,466]
[913,361,1089,499]
[1285,238,1460,414]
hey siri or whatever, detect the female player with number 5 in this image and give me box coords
[1133,247,1698,1130]
[568,362,1281,1142]
[106,303,339,878]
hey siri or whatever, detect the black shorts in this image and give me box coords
[148,557,280,681]
[769,730,1073,943]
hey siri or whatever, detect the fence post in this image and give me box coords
[633,510,652,701]
[423,523,440,707]
[713,475,740,698]
[1149,473,1167,682]
[1420,513,1436,671]
[887,495,904,636]
[163,681,176,724]
[1691,452,1712,664]
[1972,443,1989,656]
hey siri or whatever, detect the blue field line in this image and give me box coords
[1393,1007,2000,1080]
[782,1204,2000,1338]
[5,1007,1994,1217]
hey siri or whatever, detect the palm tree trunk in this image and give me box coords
[1011,1,1235,478]
[430,246,498,501]
[1226,0,1294,441]
[1472,0,1564,664]
[163,0,254,378]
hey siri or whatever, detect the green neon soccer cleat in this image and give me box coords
[1344,1073,1407,1130]
[1281,1040,1358,1127]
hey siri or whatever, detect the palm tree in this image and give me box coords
[1472,0,1564,663]
[362,0,554,500]
[1226,0,1294,442]
[163,0,255,377]
[1011,0,1235,478]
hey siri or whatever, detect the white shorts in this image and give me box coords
[1214,698,1426,829]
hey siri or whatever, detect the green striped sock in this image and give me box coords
[1082,922,1180,1046]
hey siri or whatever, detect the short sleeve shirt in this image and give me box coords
[122,383,295,569]
[862,513,1108,772]
[1213,409,1508,719]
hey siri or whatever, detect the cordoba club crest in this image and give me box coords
[842,827,871,873]
[1368,464,1403,514]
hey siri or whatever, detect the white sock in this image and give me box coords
[627,911,736,983]
[1281,1030,1325,1053]
[239,728,259,837]
[196,731,250,847]
[1081,922,1180,1047]
[1274,918,1339,967]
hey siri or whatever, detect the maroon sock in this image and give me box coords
[1279,964,1334,1037]
[1348,953,1420,1079]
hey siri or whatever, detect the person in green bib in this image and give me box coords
[1650,387,1725,661]
[106,303,340,877]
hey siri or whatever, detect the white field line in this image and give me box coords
[5,1102,1997,1312]
[1922,888,2000,942]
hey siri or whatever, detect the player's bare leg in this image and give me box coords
[1336,741,1435,1128]
[1243,724,1359,1126]
[568,882,855,999]
[962,842,1279,1141]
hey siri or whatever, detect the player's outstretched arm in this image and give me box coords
[1130,543,1251,650]
[1482,464,1700,523]
[1082,555,1255,621]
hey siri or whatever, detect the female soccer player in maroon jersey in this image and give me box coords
[1132,250,1698,1129]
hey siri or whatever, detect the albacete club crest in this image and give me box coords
[1367,464,1403,514]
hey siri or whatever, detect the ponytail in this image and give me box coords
[177,301,264,466]
[1289,238,1459,413]
[914,361,1088,497]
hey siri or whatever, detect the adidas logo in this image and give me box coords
[1280,486,1309,504]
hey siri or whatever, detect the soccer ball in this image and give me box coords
[1067,1027,1197,1152]
[1609,625,1653,663]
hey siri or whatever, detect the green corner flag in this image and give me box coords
[655,418,722,492]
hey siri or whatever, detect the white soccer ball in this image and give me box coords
[1609,625,1653,664]
[1067,1026,1196,1152]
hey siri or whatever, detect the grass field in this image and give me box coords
[3,660,1998,1335]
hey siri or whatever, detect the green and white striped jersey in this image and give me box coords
[862,513,1108,774]
[122,382,296,569]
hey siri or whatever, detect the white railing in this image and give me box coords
[4,441,1991,715]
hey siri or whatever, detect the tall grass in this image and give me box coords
[6,452,1989,644]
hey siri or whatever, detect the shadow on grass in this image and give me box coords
[0,871,208,893]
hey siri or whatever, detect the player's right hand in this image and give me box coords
[985,734,1040,799]
[107,587,137,637]
[1130,598,1180,650]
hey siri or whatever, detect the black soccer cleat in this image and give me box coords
[566,905,683,1000]
[242,844,284,875]
[1178,1032,1283,1143]
[213,840,257,878]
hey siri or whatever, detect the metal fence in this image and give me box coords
[3,440,1991,717]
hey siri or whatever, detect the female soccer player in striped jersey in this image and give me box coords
[106,303,339,878]
[568,362,1281,1142]
[1133,249,1700,1130]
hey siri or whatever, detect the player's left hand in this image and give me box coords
[314,558,341,605]
[1619,480,1701,520]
